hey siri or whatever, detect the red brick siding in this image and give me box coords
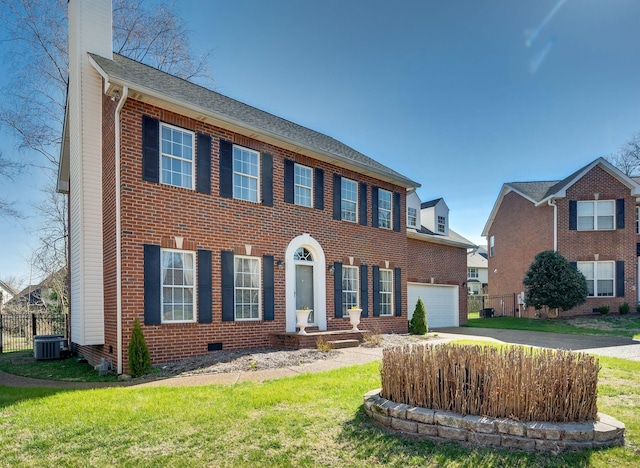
[407,238,468,325]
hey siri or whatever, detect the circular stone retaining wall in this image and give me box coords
[363,389,625,454]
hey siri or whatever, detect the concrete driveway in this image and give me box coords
[436,327,640,361]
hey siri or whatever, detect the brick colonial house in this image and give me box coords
[482,157,640,317]
[57,0,469,374]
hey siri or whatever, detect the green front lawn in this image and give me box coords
[1,356,639,466]
[465,315,640,339]
[0,352,119,382]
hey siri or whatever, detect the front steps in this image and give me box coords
[270,329,368,349]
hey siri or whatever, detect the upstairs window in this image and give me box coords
[577,261,614,297]
[437,215,446,233]
[468,268,479,278]
[161,123,194,189]
[161,249,195,322]
[233,145,260,202]
[341,178,358,222]
[489,236,495,257]
[577,200,614,230]
[294,164,313,207]
[378,189,392,229]
[407,207,417,228]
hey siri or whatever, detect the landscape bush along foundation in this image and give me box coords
[381,344,599,422]
[363,389,625,454]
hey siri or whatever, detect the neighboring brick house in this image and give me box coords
[57,0,469,374]
[482,157,640,317]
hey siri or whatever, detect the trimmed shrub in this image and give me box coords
[128,318,151,377]
[409,298,428,335]
[636,304,640,313]
[619,302,630,315]
[599,304,610,315]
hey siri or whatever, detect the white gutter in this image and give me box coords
[548,199,557,251]
[115,86,128,375]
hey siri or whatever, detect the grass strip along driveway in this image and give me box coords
[1,350,639,467]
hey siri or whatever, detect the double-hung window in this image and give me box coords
[407,207,417,228]
[161,249,195,322]
[379,269,393,316]
[233,145,260,202]
[234,256,261,320]
[577,261,614,297]
[378,189,392,229]
[161,123,194,189]
[468,268,479,279]
[577,200,614,230]
[341,178,358,222]
[294,163,313,207]
[342,266,359,314]
[437,216,446,233]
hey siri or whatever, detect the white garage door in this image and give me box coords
[407,282,459,328]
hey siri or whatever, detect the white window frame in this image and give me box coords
[378,189,392,229]
[437,215,446,233]
[379,268,393,316]
[577,261,615,297]
[468,268,479,279]
[294,163,313,208]
[233,144,261,203]
[489,236,495,257]
[407,207,417,228]
[160,123,194,190]
[161,248,196,323]
[342,265,359,315]
[341,178,358,222]
[577,200,615,231]
[234,255,262,321]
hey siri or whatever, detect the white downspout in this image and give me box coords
[548,199,557,251]
[115,86,128,375]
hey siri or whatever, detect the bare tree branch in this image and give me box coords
[608,131,640,177]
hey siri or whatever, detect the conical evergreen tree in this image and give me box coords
[409,298,428,335]
[128,318,151,377]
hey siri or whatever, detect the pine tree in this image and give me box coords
[128,318,151,377]
[409,298,428,335]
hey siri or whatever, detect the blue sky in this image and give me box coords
[1,0,640,285]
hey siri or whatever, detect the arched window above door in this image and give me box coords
[294,247,313,262]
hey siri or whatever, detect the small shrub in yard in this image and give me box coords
[619,302,630,315]
[316,336,332,352]
[599,304,610,315]
[637,304,640,313]
[363,324,383,346]
[128,318,151,377]
[409,298,428,335]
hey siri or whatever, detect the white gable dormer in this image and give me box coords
[421,198,449,236]
[406,190,421,230]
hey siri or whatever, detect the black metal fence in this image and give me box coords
[468,294,518,317]
[0,313,69,353]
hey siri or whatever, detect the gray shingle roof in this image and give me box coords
[420,198,443,209]
[90,53,418,188]
[506,181,559,203]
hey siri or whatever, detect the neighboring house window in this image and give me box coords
[342,266,359,314]
[234,256,261,320]
[161,249,195,322]
[468,268,479,279]
[437,215,446,233]
[407,207,417,228]
[577,261,614,297]
[379,269,393,316]
[378,189,392,229]
[341,178,358,222]
[233,145,260,202]
[161,123,194,189]
[577,200,615,230]
[489,236,495,257]
[294,163,313,207]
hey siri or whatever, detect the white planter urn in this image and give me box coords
[295,309,312,335]
[347,308,362,331]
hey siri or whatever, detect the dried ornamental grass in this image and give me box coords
[380,344,599,423]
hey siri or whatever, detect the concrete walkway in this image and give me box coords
[1,329,638,389]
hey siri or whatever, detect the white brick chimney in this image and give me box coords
[67,0,112,345]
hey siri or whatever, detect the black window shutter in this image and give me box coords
[262,153,273,206]
[263,255,275,320]
[333,174,342,220]
[569,200,577,230]
[197,249,212,323]
[196,133,211,194]
[393,192,401,232]
[637,243,640,256]
[284,159,294,204]
[616,199,625,229]
[569,262,577,269]
[360,265,369,317]
[616,261,625,297]
[221,251,235,321]
[371,186,379,228]
[142,116,159,183]
[372,266,380,317]
[143,244,161,325]
[314,168,324,210]
[334,262,343,318]
[219,140,233,198]
[394,267,402,316]
[359,182,368,226]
